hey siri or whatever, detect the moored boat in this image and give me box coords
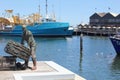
[0,22,73,37]
[110,35,120,55]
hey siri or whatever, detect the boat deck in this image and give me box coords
[0,61,85,80]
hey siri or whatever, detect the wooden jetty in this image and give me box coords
[0,61,85,80]
[73,26,119,36]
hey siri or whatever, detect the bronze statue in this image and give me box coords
[21,25,37,70]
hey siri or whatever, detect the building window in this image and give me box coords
[116,19,120,23]
[94,19,99,22]
[90,19,99,22]
[108,19,115,22]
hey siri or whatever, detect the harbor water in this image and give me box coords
[0,35,120,80]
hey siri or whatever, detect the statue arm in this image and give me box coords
[21,34,25,45]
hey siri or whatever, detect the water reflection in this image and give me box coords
[0,36,69,44]
[79,49,83,72]
[0,36,21,42]
[110,55,120,80]
[111,55,120,70]
[79,34,83,72]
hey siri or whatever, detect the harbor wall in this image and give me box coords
[73,26,119,36]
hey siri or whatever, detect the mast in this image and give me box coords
[38,5,40,15]
[46,0,48,16]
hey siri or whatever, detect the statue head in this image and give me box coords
[22,25,27,32]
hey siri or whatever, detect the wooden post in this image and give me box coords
[80,33,83,53]
[79,33,83,71]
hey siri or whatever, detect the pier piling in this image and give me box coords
[80,33,83,52]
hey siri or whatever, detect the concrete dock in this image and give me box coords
[0,61,85,80]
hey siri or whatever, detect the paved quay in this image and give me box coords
[0,61,85,80]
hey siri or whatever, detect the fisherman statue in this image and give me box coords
[21,25,37,70]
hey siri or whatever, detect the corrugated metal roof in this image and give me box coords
[96,12,106,17]
[109,12,118,17]
[96,12,118,17]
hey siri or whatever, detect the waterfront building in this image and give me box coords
[89,12,120,27]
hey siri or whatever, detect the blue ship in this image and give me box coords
[110,35,120,55]
[0,22,73,37]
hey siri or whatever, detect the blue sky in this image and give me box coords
[0,0,119,26]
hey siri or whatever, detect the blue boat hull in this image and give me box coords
[0,22,73,37]
[110,37,120,55]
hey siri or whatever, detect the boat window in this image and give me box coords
[64,29,67,31]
